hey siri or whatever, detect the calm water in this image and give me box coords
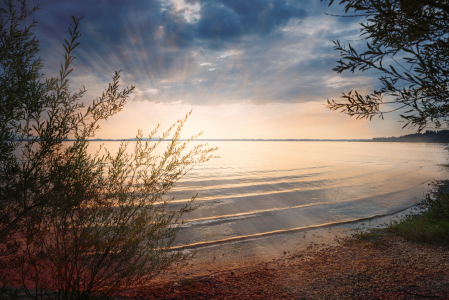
[88,141,448,248]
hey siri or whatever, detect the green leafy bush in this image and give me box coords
[0,1,217,299]
[388,181,449,245]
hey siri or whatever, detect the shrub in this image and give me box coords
[388,180,449,245]
[12,119,216,300]
[0,1,217,299]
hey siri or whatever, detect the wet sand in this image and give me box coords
[157,206,421,283]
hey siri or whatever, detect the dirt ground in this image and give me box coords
[124,232,449,299]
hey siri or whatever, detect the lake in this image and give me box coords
[88,141,449,249]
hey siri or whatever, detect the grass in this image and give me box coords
[348,180,449,246]
[388,208,449,245]
[345,228,389,248]
[386,180,449,245]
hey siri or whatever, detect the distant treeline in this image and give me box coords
[373,130,449,143]
[17,133,449,143]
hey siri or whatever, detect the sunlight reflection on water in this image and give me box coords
[86,141,448,247]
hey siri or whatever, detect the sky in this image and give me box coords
[28,0,416,139]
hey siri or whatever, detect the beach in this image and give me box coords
[91,141,449,299]
[125,231,449,299]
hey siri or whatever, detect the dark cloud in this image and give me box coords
[196,0,307,39]
[197,2,241,38]
[27,0,370,106]
[32,0,308,50]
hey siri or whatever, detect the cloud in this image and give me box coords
[197,2,241,39]
[29,0,371,106]
[196,0,307,40]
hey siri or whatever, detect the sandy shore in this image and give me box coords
[144,206,425,283]
[123,231,449,299]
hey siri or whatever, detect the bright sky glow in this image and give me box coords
[30,0,416,139]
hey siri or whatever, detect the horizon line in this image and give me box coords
[84,138,373,141]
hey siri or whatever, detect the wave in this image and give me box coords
[171,204,418,250]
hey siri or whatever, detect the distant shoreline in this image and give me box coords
[18,129,449,143]
[91,129,449,143]
[19,138,448,143]
[85,138,372,142]
[78,138,449,143]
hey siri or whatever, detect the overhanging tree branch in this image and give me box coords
[323,0,449,131]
